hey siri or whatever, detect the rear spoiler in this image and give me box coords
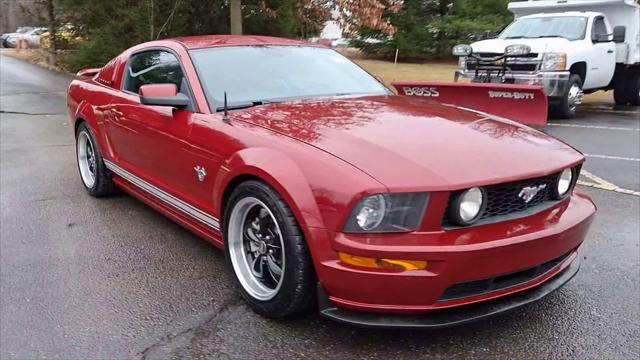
[392,82,548,126]
[76,67,101,78]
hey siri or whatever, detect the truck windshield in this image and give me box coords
[190,46,390,110]
[500,16,587,41]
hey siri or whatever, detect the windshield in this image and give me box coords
[190,46,390,110]
[500,16,587,41]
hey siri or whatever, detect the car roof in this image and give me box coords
[172,35,324,50]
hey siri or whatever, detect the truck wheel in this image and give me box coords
[626,70,640,106]
[551,74,583,119]
[614,75,630,105]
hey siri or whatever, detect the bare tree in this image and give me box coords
[45,0,57,65]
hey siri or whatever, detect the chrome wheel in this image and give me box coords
[228,197,285,301]
[567,83,583,112]
[77,130,96,188]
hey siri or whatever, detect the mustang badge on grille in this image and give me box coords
[518,184,547,203]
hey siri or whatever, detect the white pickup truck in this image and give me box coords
[453,0,640,118]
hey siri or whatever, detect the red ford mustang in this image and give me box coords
[67,35,596,328]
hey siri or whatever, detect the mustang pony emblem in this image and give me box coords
[194,166,207,182]
[518,184,547,203]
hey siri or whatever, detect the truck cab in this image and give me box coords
[454,0,640,118]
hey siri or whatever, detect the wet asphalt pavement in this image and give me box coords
[1,53,638,359]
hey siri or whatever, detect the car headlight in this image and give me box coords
[447,187,487,226]
[552,167,576,199]
[344,193,429,233]
[541,52,567,71]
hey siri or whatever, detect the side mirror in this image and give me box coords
[613,26,626,43]
[139,83,189,108]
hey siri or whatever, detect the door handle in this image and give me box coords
[607,50,614,53]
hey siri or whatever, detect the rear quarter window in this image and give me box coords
[96,57,119,87]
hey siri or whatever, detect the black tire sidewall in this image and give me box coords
[628,70,640,106]
[223,180,315,317]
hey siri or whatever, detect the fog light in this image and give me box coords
[338,252,427,271]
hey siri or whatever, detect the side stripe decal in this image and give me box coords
[103,160,220,230]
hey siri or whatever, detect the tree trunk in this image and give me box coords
[229,0,242,35]
[46,0,57,66]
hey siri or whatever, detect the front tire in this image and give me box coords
[224,180,315,317]
[75,122,116,197]
[550,74,583,119]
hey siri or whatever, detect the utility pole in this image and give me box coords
[230,0,242,35]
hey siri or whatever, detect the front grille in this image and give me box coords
[439,250,573,301]
[474,52,539,58]
[466,62,538,72]
[443,174,561,229]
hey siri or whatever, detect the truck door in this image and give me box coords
[585,16,616,89]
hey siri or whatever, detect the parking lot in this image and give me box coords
[1,53,638,359]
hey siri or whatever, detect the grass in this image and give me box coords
[353,57,612,104]
[353,59,459,83]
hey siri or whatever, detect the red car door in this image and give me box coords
[105,49,219,225]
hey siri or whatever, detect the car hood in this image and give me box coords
[236,96,583,190]
[471,37,572,55]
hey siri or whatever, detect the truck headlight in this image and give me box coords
[344,193,429,233]
[505,44,531,56]
[453,44,472,56]
[541,52,567,71]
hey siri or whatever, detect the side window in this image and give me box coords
[592,17,608,40]
[124,50,185,95]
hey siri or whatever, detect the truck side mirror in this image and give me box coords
[613,26,626,43]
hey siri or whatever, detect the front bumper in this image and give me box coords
[318,257,580,329]
[455,69,570,98]
[310,192,596,327]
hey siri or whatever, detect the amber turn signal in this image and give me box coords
[338,252,427,271]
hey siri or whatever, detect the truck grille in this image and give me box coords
[438,250,573,301]
[466,62,538,72]
[466,52,540,73]
[443,173,561,229]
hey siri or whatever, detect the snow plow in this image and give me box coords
[392,82,549,126]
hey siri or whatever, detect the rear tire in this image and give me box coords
[75,122,116,197]
[626,69,640,106]
[224,180,315,318]
[550,74,583,119]
[614,68,640,106]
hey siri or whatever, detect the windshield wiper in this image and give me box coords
[215,99,277,112]
[534,35,563,39]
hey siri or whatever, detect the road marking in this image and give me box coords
[578,169,640,197]
[547,123,640,131]
[585,154,640,162]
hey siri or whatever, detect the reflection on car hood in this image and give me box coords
[236,95,583,190]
